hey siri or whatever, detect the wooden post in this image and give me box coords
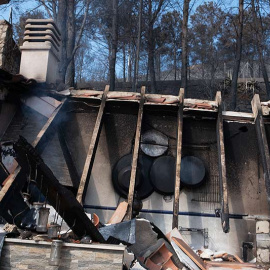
[172,88,184,229]
[216,91,230,233]
[126,86,145,220]
[76,85,109,204]
[252,94,270,206]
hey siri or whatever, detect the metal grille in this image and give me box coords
[191,175,220,203]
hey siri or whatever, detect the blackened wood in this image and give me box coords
[252,94,270,207]
[230,0,244,109]
[181,0,190,91]
[57,125,80,188]
[172,88,184,229]
[14,136,105,242]
[0,101,65,210]
[76,85,109,204]
[126,87,145,220]
[216,92,230,233]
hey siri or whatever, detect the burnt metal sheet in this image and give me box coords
[99,219,136,244]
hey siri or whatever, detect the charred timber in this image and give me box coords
[14,136,105,242]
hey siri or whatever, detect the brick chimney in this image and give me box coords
[19,19,61,84]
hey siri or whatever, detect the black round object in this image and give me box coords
[180,156,205,187]
[118,166,142,191]
[150,156,176,195]
[112,154,154,199]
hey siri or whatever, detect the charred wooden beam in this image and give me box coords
[57,125,80,188]
[252,94,270,207]
[172,88,184,229]
[0,101,65,210]
[33,100,66,153]
[0,159,28,225]
[216,92,230,233]
[126,86,145,220]
[76,85,109,204]
[14,136,105,242]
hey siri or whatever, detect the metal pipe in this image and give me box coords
[83,204,245,219]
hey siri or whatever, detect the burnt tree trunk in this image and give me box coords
[181,0,190,93]
[133,0,143,92]
[252,0,270,98]
[148,0,156,93]
[57,0,68,82]
[231,0,244,110]
[66,0,76,87]
[109,0,118,91]
[174,44,177,81]
[147,0,164,93]
[123,44,126,82]
[128,45,132,82]
[55,0,90,86]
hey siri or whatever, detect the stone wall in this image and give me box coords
[0,239,125,270]
[256,220,270,266]
[0,20,20,73]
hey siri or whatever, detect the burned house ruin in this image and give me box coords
[0,18,270,270]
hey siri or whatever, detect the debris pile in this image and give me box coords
[0,135,265,270]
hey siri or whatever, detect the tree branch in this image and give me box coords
[151,0,165,24]
[39,0,53,18]
[67,0,91,67]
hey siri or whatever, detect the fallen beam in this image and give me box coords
[0,101,65,209]
[76,85,109,204]
[14,136,105,242]
[216,92,230,233]
[126,86,145,220]
[252,94,270,207]
[172,88,184,229]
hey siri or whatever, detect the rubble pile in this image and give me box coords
[0,117,265,269]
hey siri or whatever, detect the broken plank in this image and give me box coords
[172,237,206,270]
[172,88,184,229]
[252,94,270,208]
[76,85,109,204]
[216,92,230,233]
[107,201,128,224]
[222,111,254,123]
[126,86,145,220]
[171,240,201,270]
